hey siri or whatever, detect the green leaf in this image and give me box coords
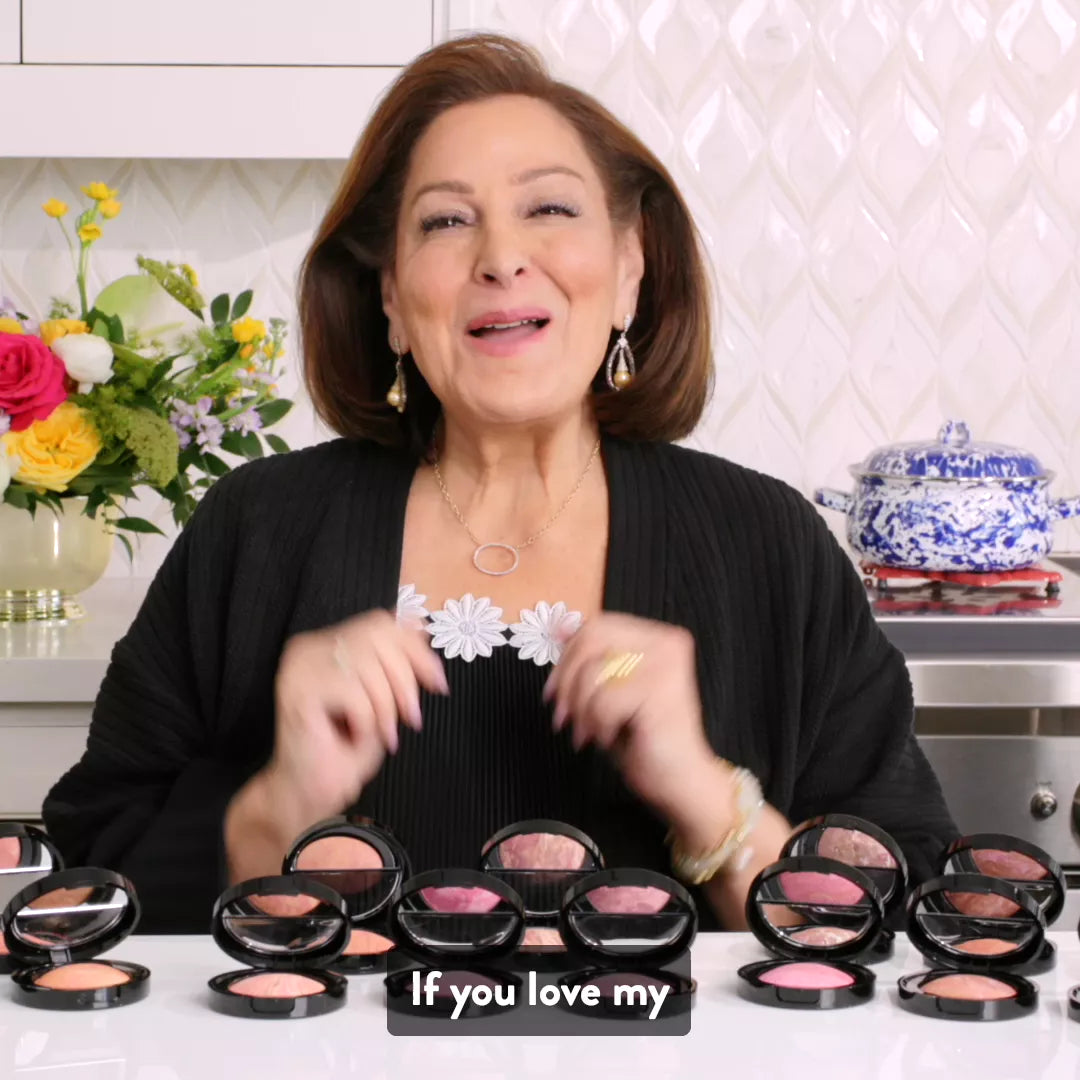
[91,317,109,338]
[256,399,292,426]
[3,487,29,510]
[238,432,263,459]
[117,532,135,563]
[146,356,176,388]
[230,290,253,320]
[115,516,166,536]
[265,434,290,454]
[210,294,230,326]
[202,453,229,477]
[219,432,247,456]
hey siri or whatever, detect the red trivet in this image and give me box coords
[861,563,1063,592]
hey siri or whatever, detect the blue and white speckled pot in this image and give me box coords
[814,420,1080,572]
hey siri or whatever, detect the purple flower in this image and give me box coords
[228,408,263,436]
[170,397,221,450]
[195,414,224,450]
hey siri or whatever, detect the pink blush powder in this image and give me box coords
[819,828,897,869]
[921,974,1015,1001]
[779,871,864,906]
[229,973,326,998]
[420,887,501,913]
[971,849,1047,881]
[499,834,586,870]
[587,886,669,914]
[35,963,130,990]
[789,926,860,947]
[758,963,854,990]
[955,938,1017,956]
[0,836,20,870]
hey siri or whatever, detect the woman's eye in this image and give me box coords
[420,213,469,234]
[530,202,579,218]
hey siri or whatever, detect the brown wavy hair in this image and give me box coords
[299,33,713,457]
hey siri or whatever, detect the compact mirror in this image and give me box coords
[220,893,345,955]
[13,884,125,950]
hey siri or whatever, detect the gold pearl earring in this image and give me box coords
[605,314,636,390]
[387,337,407,413]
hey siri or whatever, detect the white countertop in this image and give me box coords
[0,578,148,703]
[3,932,1078,1079]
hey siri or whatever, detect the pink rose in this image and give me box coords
[0,332,68,432]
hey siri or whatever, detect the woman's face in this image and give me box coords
[382,94,644,429]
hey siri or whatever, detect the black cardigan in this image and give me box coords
[42,436,957,932]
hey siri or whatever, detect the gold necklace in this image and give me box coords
[432,439,602,576]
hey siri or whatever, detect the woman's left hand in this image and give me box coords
[542,613,730,833]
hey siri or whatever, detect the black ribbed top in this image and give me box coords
[42,436,957,932]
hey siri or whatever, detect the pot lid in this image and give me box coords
[853,421,1050,481]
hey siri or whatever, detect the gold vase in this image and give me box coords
[0,497,115,621]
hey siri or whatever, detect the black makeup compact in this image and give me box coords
[938,833,1063,976]
[0,823,65,975]
[282,816,409,974]
[384,869,526,1019]
[555,867,696,1019]
[208,874,350,1019]
[899,874,1042,1021]
[1,867,149,1010]
[737,856,883,1010]
[480,819,603,966]
[781,814,906,962]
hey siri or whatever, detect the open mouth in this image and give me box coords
[467,317,550,341]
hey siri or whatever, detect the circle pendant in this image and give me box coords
[473,543,520,576]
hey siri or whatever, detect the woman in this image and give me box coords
[43,33,956,933]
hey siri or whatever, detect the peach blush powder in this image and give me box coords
[296,836,382,872]
[972,849,1048,881]
[344,929,394,955]
[522,927,564,947]
[758,963,855,990]
[789,926,860,947]
[955,938,1017,956]
[35,963,131,991]
[0,836,20,870]
[228,973,326,998]
[944,890,1020,919]
[587,886,669,914]
[920,974,1016,1001]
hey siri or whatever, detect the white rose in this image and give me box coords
[51,333,115,392]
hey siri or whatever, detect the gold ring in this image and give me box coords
[594,651,644,687]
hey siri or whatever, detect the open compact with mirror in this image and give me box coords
[479,818,603,967]
[937,833,1063,976]
[780,814,907,962]
[282,816,409,974]
[554,867,696,1019]
[384,868,527,1018]
[1,867,149,1010]
[898,874,1043,1021]
[737,856,883,1010]
[208,873,351,1019]
[0,823,65,975]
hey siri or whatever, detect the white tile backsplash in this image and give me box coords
[1,0,1078,580]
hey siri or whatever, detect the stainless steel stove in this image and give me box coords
[870,555,1080,926]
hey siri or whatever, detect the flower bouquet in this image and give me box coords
[0,181,293,565]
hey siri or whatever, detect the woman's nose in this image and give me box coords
[473,223,529,287]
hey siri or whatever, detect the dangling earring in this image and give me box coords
[605,314,636,390]
[387,337,407,413]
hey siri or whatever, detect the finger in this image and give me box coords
[543,621,595,705]
[565,656,631,751]
[373,637,425,731]
[351,656,400,754]
[397,624,450,696]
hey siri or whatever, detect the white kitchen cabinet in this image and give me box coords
[0,0,18,63]
[23,0,432,66]
[0,0,443,158]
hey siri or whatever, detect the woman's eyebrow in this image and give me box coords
[410,165,585,207]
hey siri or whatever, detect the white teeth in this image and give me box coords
[475,318,541,331]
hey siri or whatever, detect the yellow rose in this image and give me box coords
[42,199,69,218]
[231,317,266,344]
[0,318,23,334]
[78,223,103,243]
[2,402,101,493]
[99,198,122,219]
[81,182,118,201]
[39,319,88,347]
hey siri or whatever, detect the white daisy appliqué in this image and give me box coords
[396,584,430,625]
[426,593,509,662]
[509,602,583,666]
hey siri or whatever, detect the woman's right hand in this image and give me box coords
[225,610,447,882]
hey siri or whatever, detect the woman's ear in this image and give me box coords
[614,218,645,325]
[381,265,400,327]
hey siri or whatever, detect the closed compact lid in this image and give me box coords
[1,867,140,967]
[211,874,350,971]
[852,420,1050,481]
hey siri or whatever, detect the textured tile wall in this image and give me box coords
[2,0,1078,578]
